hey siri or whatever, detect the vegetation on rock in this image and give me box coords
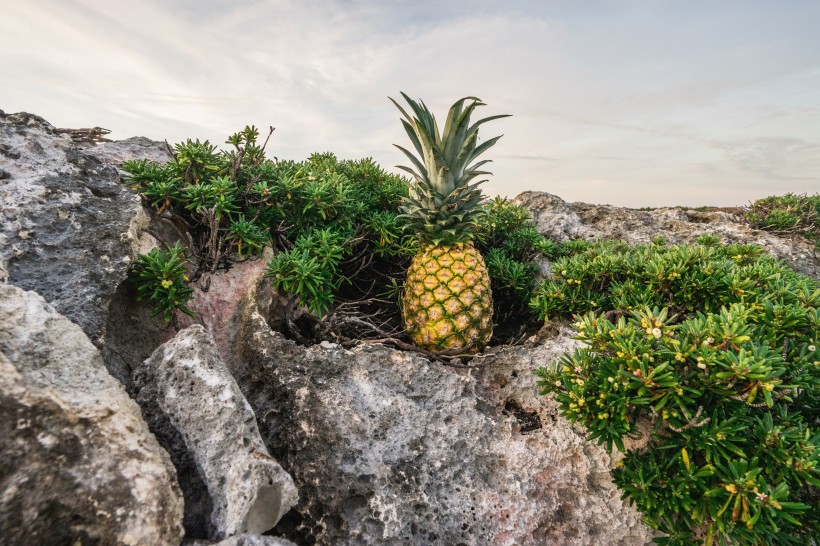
[744,193,819,250]
[128,242,195,323]
[122,125,550,349]
[536,239,819,545]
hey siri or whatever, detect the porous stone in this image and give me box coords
[225,279,655,546]
[516,191,819,280]
[185,534,298,546]
[0,283,184,546]
[0,110,170,349]
[134,325,298,540]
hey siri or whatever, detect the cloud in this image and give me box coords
[2,0,820,207]
[711,137,820,181]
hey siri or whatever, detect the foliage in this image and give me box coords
[474,197,565,330]
[123,127,412,327]
[124,128,552,342]
[123,127,562,344]
[529,240,775,322]
[266,228,350,316]
[745,193,820,249]
[128,242,195,323]
[535,240,819,544]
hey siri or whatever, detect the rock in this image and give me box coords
[0,284,184,546]
[134,325,298,540]
[0,110,171,352]
[225,279,655,545]
[175,257,273,357]
[515,191,820,280]
[185,534,298,546]
[87,135,174,166]
[103,255,275,395]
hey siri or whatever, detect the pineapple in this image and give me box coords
[390,93,509,353]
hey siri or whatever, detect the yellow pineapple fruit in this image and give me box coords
[390,93,509,353]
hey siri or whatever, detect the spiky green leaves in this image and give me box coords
[390,92,510,246]
[535,241,820,544]
[129,242,195,323]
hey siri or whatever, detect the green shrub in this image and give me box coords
[535,241,819,545]
[124,129,554,344]
[745,193,820,249]
[124,129,412,329]
[475,197,565,332]
[529,240,770,321]
[128,242,195,323]
[695,234,722,247]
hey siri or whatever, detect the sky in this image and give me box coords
[2,0,819,207]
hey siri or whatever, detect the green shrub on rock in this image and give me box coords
[535,241,819,545]
[128,242,195,323]
[475,197,564,331]
[123,129,553,345]
[745,193,820,249]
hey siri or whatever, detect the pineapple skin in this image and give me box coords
[402,242,493,352]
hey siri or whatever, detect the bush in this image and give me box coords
[474,197,565,333]
[535,241,819,544]
[128,242,195,323]
[529,240,773,321]
[745,193,820,249]
[124,128,413,329]
[123,129,554,344]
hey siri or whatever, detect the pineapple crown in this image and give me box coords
[390,92,510,246]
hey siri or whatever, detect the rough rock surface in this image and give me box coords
[0,283,184,545]
[103,254,275,394]
[0,110,170,346]
[225,279,655,546]
[186,534,298,546]
[516,191,819,279]
[134,325,298,540]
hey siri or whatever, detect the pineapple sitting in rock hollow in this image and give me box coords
[390,92,509,353]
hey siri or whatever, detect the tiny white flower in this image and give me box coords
[555,380,562,387]
[652,328,662,339]
[809,345,816,352]
[607,376,615,383]
[697,362,707,370]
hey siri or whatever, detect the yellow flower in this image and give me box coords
[161,279,173,289]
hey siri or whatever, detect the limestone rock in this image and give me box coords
[226,280,655,545]
[0,110,170,348]
[515,191,819,279]
[185,534,298,546]
[134,325,298,540]
[0,284,184,546]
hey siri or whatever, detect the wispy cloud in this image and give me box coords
[2,0,819,206]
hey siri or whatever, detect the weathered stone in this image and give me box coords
[516,191,819,279]
[134,325,298,540]
[0,110,170,349]
[0,284,184,546]
[103,255,274,395]
[225,279,655,546]
[87,135,174,166]
[185,534,298,546]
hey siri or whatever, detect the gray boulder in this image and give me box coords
[0,110,170,352]
[516,191,819,279]
[0,284,184,545]
[225,279,655,546]
[134,325,298,540]
[185,534,298,546]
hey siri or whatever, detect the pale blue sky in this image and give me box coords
[2,0,819,206]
